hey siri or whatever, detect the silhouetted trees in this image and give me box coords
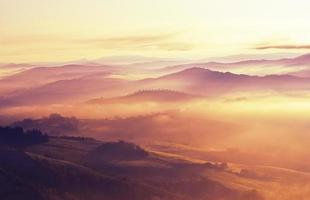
[11,113,79,136]
[89,141,149,161]
[0,126,48,147]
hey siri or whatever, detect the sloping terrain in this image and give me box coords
[139,67,310,95]
[2,62,310,107]
[159,53,310,75]
[0,126,263,200]
[87,90,202,104]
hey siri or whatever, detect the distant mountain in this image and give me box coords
[2,67,310,107]
[159,53,310,75]
[3,55,310,108]
[1,64,114,87]
[0,64,119,97]
[140,67,310,95]
[88,90,202,104]
[290,69,310,78]
[285,53,310,66]
[0,75,130,106]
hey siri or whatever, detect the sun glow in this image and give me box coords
[1,0,310,62]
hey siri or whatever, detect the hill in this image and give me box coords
[88,90,202,104]
[159,53,310,75]
[2,65,310,108]
[1,125,310,199]
[0,127,263,200]
[139,67,310,95]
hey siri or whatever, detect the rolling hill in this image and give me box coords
[0,127,264,200]
[1,125,310,199]
[139,67,310,95]
[0,64,117,96]
[159,53,310,75]
[87,90,202,104]
[2,62,310,108]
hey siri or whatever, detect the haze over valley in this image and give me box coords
[2,0,310,199]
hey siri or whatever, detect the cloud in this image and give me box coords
[255,45,310,50]
[84,33,176,44]
[79,33,194,52]
[0,32,194,53]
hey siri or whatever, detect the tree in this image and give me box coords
[0,126,48,148]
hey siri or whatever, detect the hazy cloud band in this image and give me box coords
[256,45,310,50]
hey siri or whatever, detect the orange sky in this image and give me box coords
[1,0,310,62]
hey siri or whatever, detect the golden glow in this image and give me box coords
[1,0,310,62]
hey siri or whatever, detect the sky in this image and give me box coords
[1,0,310,62]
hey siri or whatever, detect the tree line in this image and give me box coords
[0,126,48,147]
